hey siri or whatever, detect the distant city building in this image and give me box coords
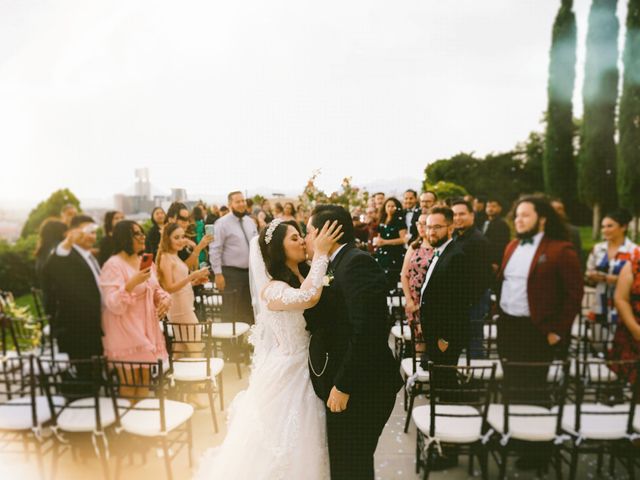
[115,169,184,216]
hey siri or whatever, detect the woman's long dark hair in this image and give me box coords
[35,218,68,257]
[103,211,120,237]
[379,197,403,225]
[259,220,303,288]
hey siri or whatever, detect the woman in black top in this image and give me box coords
[34,218,68,286]
[145,207,166,258]
[374,197,407,291]
[97,210,124,266]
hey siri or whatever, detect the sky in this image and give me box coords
[0,0,629,209]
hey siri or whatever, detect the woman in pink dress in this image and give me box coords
[156,223,209,354]
[100,220,171,397]
[400,213,434,349]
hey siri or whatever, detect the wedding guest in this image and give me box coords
[373,192,386,211]
[586,210,636,326]
[209,191,259,325]
[374,197,407,290]
[551,198,582,264]
[257,199,274,230]
[400,213,433,348]
[483,197,511,273]
[403,189,421,243]
[145,206,166,258]
[219,205,229,217]
[167,202,212,269]
[496,195,582,470]
[192,204,208,265]
[282,202,297,222]
[451,199,492,358]
[205,205,220,225]
[60,203,78,227]
[35,218,67,286]
[612,246,640,384]
[273,202,284,219]
[473,195,488,230]
[97,210,124,266]
[296,204,309,235]
[419,191,437,214]
[100,221,171,398]
[42,215,103,361]
[245,198,254,217]
[156,223,210,354]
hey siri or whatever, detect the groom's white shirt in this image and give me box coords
[330,244,347,264]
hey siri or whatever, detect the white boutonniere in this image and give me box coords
[322,271,334,287]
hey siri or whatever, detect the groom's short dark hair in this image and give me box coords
[310,205,354,245]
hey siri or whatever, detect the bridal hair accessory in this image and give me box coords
[264,218,283,245]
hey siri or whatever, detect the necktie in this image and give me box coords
[520,238,534,246]
[238,217,251,246]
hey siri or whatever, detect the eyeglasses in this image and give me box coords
[133,231,146,239]
[177,215,190,222]
[425,225,448,231]
[417,222,427,227]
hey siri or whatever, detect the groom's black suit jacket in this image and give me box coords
[304,243,403,401]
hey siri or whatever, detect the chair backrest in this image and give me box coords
[106,359,168,432]
[163,321,216,370]
[0,355,39,429]
[386,289,405,328]
[571,357,640,434]
[500,359,570,436]
[427,362,496,437]
[37,356,106,431]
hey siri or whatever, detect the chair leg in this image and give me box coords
[479,448,489,480]
[596,446,603,476]
[403,378,408,412]
[553,450,563,480]
[161,437,173,480]
[207,388,219,433]
[608,448,615,478]
[187,418,193,469]
[423,443,433,480]
[498,446,508,480]
[404,390,415,433]
[218,374,224,411]
[415,432,421,474]
[569,445,578,480]
[99,439,111,480]
[34,437,44,480]
[236,360,242,379]
[468,450,474,476]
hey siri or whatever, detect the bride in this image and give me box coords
[195,218,343,480]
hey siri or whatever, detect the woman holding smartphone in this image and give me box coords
[157,223,209,350]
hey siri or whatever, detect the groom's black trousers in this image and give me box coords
[326,386,397,480]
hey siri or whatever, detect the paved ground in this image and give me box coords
[1,360,632,480]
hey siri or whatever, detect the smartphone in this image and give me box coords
[205,224,215,236]
[140,253,154,271]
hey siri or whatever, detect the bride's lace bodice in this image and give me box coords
[258,254,329,356]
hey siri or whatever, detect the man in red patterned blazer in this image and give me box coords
[496,195,583,469]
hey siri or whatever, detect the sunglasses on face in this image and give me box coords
[177,215,189,222]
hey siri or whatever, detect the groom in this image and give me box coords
[305,204,403,480]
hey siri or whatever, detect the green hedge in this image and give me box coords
[0,235,37,297]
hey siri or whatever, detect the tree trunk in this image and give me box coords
[592,203,601,240]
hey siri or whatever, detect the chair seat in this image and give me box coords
[387,297,406,308]
[401,358,429,382]
[57,397,131,433]
[571,318,587,338]
[412,405,483,444]
[487,404,558,442]
[211,322,250,338]
[483,324,497,340]
[457,357,503,380]
[557,403,630,441]
[120,399,193,437]
[0,395,65,431]
[391,325,412,341]
[171,358,224,381]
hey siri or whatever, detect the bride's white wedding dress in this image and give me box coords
[195,241,330,480]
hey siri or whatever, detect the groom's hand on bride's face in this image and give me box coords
[327,386,350,413]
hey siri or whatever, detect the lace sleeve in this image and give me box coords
[263,254,330,311]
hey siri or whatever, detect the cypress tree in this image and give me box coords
[618,0,640,238]
[578,0,620,236]
[544,0,578,213]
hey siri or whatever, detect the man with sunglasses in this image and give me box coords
[42,215,104,365]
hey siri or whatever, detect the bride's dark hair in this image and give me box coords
[259,220,303,288]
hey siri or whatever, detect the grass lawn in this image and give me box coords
[15,292,37,316]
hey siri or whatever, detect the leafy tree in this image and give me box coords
[618,0,640,236]
[578,0,620,236]
[426,181,468,200]
[20,189,81,238]
[0,235,37,296]
[544,0,578,213]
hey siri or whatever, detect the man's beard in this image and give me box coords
[430,236,449,248]
[516,219,541,240]
[232,208,246,218]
